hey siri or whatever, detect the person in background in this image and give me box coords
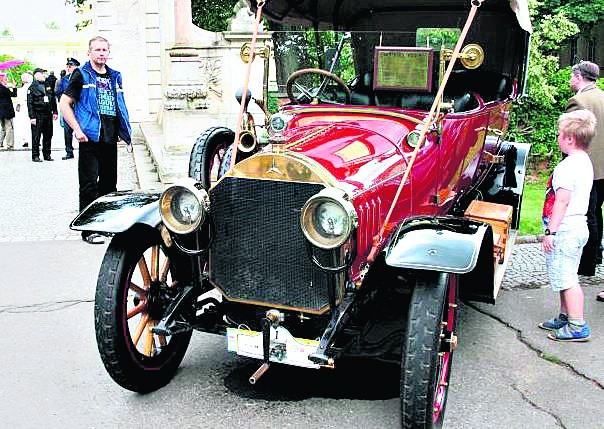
[15,72,32,148]
[540,109,596,341]
[60,36,132,244]
[0,72,17,150]
[55,58,80,160]
[27,68,58,162]
[55,69,66,97]
[45,71,57,99]
[566,62,604,301]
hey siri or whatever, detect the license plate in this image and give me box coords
[227,326,320,369]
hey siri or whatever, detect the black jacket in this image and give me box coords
[27,80,57,118]
[45,75,57,97]
[0,84,16,120]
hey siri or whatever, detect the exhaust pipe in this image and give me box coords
[249,362,270,384]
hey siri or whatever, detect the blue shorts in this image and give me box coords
[545,226,588,292]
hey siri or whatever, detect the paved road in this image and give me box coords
[0,139,602,428]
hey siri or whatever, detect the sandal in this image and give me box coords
[83,233,106,245]
[597,291,604,302]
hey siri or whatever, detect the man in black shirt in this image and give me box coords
[55,57,80,159]
[45,71,57,99]
[27,68,58,162]
[59,36,132,244]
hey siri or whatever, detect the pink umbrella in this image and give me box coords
[0,59,25,70]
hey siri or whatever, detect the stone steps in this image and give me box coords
[131,130,164,192]
[138,121,194,186]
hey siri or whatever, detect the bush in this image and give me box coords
[510,67,604,168]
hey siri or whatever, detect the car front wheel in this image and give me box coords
[400,271,458,429]
[94,230,192,392]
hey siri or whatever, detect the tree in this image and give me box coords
[507,0,603,161]
[192,0,239,32]
[537,0,604,32]
[65,0,93,31]
[45,21,61,31]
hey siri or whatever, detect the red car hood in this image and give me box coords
[283,108,420,195]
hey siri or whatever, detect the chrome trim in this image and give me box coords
[159,178,210,234]
[300,187,358,249]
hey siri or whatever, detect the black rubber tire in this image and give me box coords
[94,230,192,393]
[189,127,234,189]
[400,271,457,429]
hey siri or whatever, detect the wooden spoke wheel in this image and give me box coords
[400,271,458,429]
[94,231,192,392]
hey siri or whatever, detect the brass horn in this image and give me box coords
[237,112,257,153]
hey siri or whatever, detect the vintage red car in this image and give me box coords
[72,0,532,427]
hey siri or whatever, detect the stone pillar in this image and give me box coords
[143,0,272,183]
[171,0,198,57]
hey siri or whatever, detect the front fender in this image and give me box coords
[70,191,161,234]
[384,216,491,274]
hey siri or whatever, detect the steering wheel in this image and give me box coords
[286,68,351,104]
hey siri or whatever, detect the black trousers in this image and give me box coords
[578,179,604,276]
[31,114,53,159]
[64,123,74,156]
[78,141,118,211]
[594,179,604,250]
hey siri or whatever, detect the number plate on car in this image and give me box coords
[227,327,320,369]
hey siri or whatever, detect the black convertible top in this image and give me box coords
[247,0,531,32]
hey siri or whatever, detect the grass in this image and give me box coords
[539,352,562,365]
[518,173,548,236]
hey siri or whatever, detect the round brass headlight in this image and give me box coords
[159,179,209,234]
[300,188,357,249]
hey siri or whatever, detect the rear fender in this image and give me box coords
[70,191,161,234]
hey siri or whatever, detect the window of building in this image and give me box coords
[587,38,596,62]
[570,37,578,64]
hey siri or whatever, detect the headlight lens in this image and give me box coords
[301,188,357,249]
[160,179,209,234]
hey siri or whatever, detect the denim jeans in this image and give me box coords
[546,226,589,292]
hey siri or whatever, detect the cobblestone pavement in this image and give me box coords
[502,241,604,289]
[0,139,138,242]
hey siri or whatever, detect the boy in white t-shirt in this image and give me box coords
[540,109,596,341]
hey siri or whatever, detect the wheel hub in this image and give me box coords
[146,281,166,320]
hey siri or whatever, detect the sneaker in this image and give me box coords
[82,233,105,245]
[44,157,54,161]
[32,157,42,162]
[538,313,568,331]
[547,323,591,342]
[62,155,74,160]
